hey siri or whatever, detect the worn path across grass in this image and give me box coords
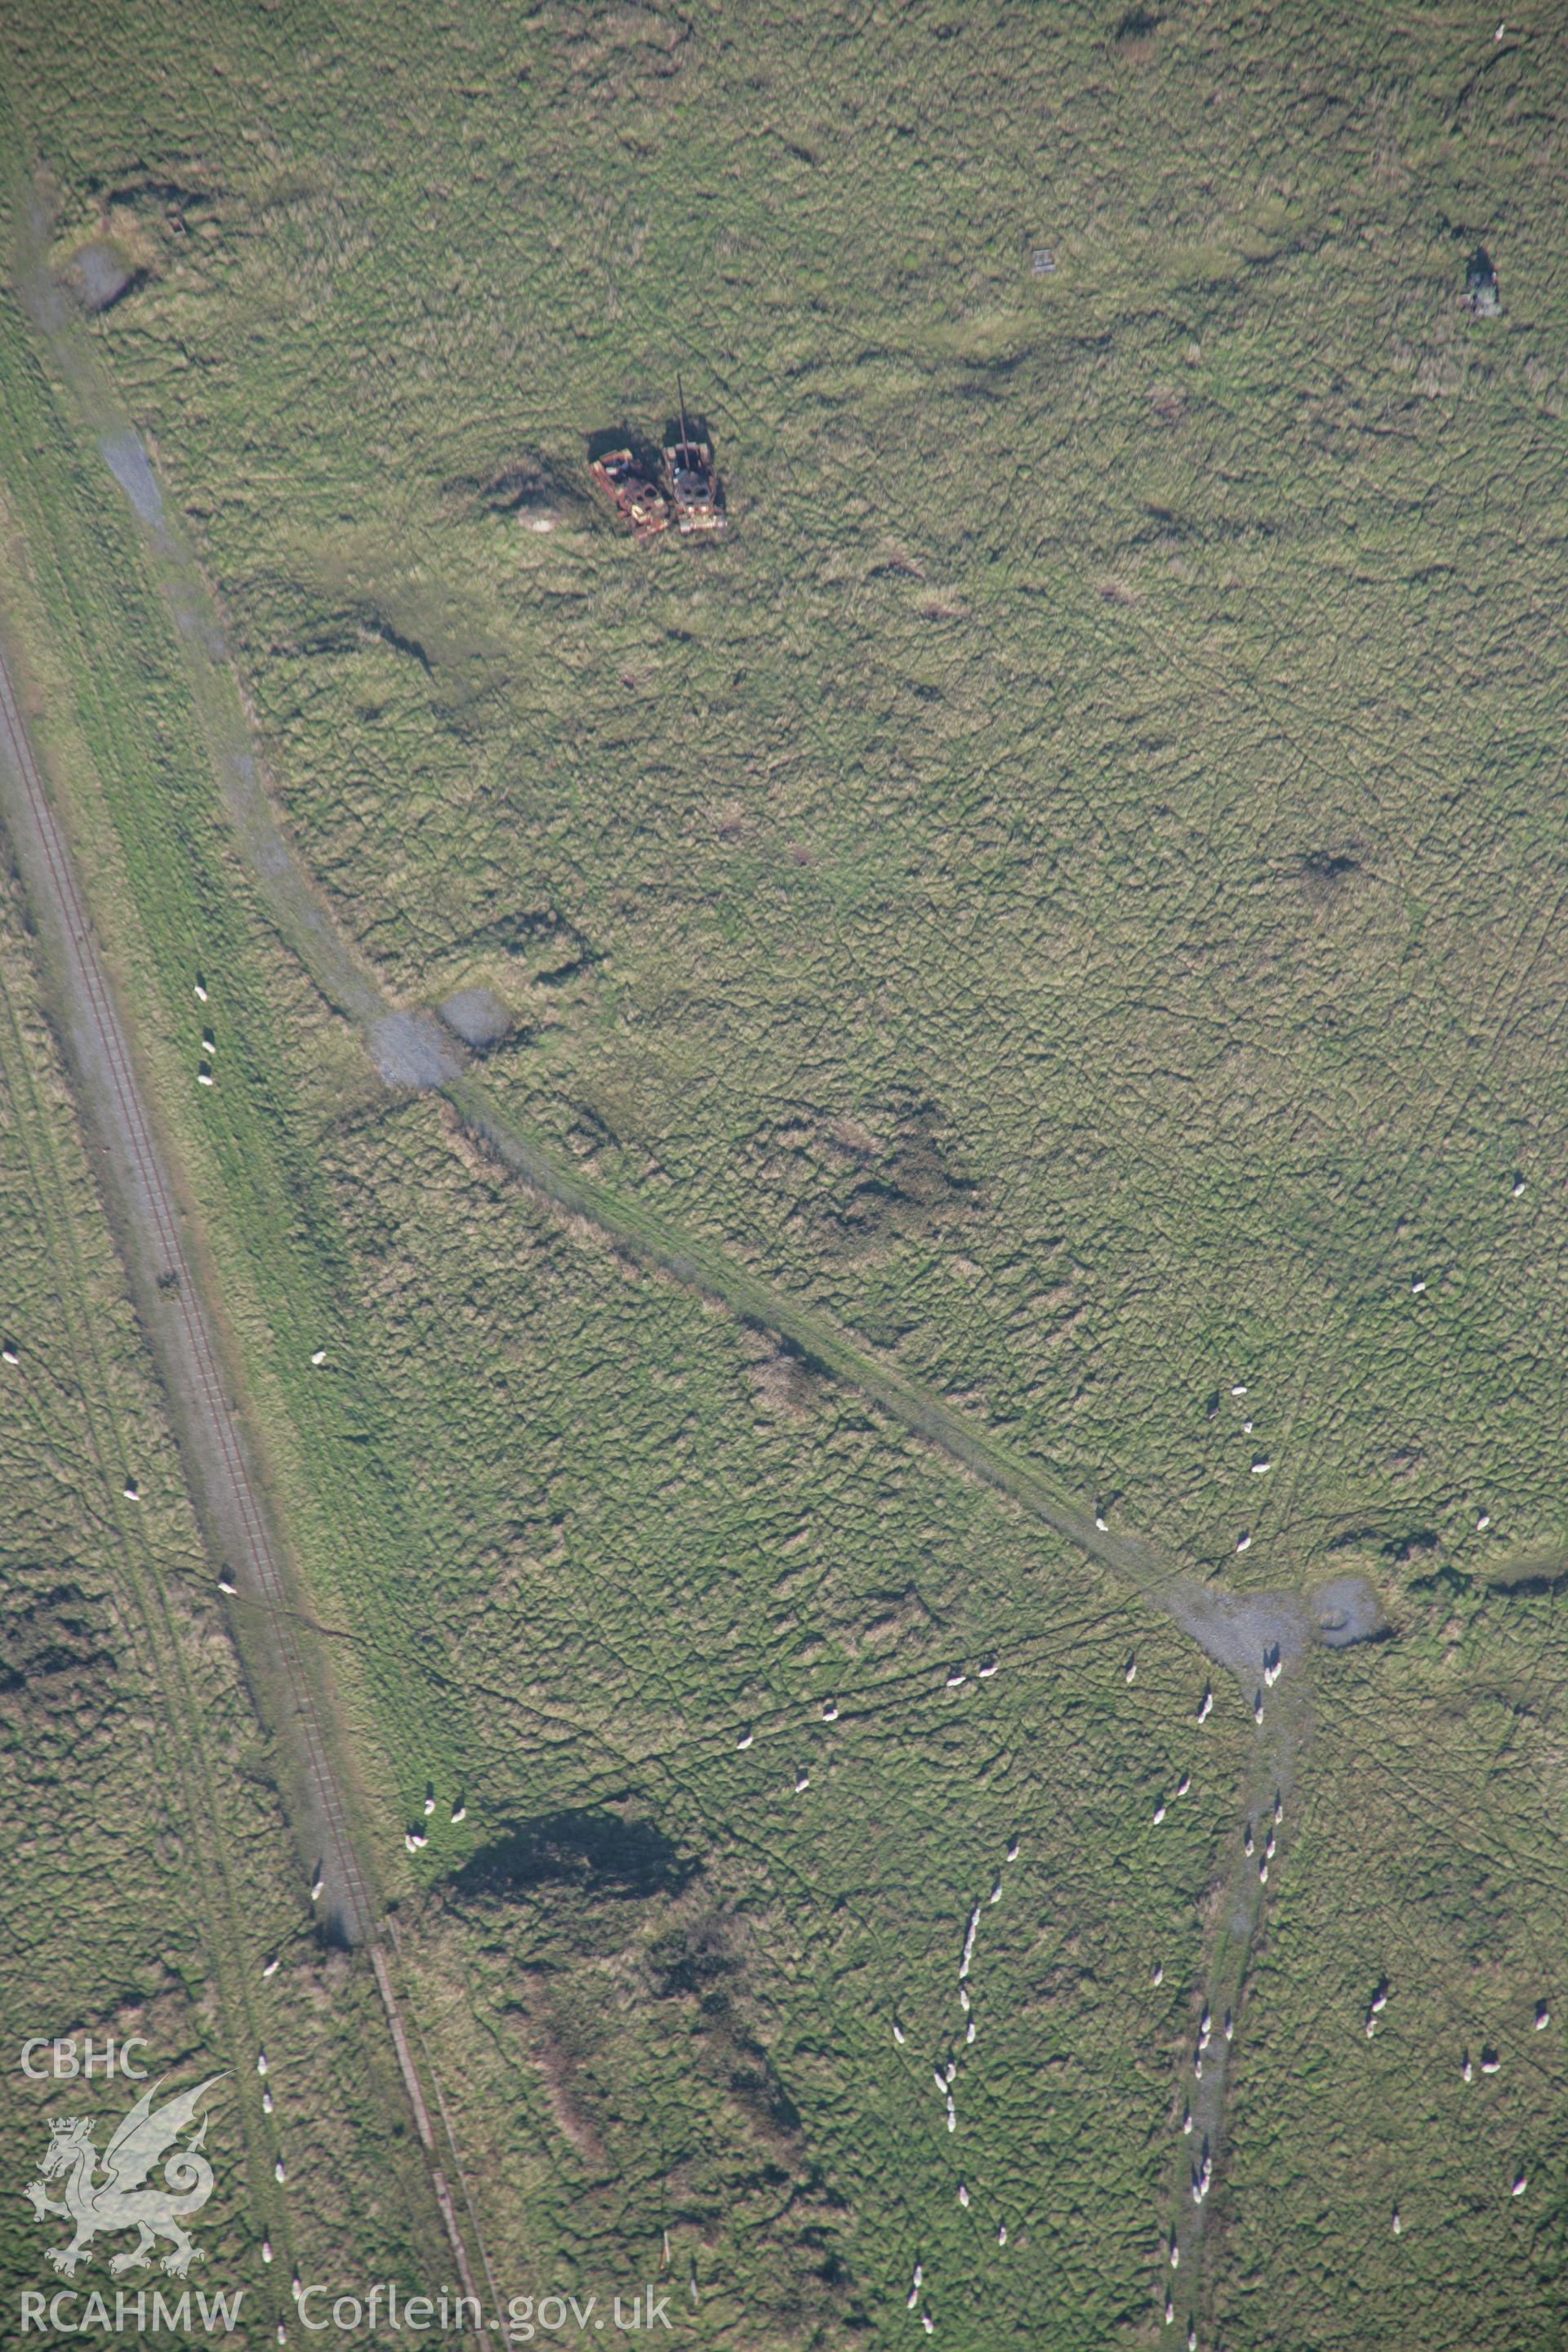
[0,635,505,2341]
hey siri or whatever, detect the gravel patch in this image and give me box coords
[1164,1570,1386,1674]
[1308,1575,1387,1647]
[439,987,512,1049]
[100,430,164,527]
[1167,1581,1312,1677]
[69,240,140,313]
[369,1011,463,1089]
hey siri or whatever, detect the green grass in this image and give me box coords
[0,844,446,2329]
[1,2,1566,2344]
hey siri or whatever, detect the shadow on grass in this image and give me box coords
[447,1808,694,1903]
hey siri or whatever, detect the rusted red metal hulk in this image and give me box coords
[589,446,670,539]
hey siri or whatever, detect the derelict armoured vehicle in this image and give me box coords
[662,383,726,536]
[588,443,669,540]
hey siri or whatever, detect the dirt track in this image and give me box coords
[0,640,500,2342]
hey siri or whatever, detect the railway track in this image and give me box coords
[0,641,506,2345]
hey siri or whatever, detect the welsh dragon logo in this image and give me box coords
[24,2074,225,2278]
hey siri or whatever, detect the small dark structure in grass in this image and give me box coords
[1465,247,1499,316]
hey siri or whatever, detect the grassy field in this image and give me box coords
[0,816,449,2330]
[1,2,1566,2345]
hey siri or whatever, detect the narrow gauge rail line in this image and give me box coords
[0,644,503,2344]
